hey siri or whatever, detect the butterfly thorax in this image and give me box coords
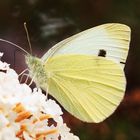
[25,55,48,89]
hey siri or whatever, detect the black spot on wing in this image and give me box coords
[98,49,106,57]
[120,62,125,64]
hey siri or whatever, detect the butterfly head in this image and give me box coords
[26,55,41,68]
[25,55,43,76]
[25,55,48,88]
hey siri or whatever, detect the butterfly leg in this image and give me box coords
[45,85,49,99]
[18,69,29,83]
[19,72,35,87]
[20,73,29,83]
[25,74,30,84]
[28,76,34,86]
[18,68,29,77]
[18,69,31,84]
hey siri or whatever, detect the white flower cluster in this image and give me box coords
[0,53,80,140]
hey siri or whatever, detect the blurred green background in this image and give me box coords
[0,0,140,140]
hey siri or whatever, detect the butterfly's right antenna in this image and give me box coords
[24,22,32,55]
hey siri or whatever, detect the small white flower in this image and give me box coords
[43,99,63,116]
[0,52,3,57]
[0,61,9,71]
[0,114,9,129]
[23,132,32,140]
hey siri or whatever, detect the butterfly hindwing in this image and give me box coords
[44,54,125,122]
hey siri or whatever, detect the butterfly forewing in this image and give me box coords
[42,23,131,66]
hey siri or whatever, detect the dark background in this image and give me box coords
[0,0,140,140]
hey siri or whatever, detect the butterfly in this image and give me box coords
[2,23,131,123]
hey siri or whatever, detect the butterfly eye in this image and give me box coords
[98,49,106,57]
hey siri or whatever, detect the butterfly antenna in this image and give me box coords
[24,22,32,55]
[0,38,29,55]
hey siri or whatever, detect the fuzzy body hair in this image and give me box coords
[25,55,48,90]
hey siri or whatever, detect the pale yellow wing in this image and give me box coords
[42,23,131,66]
[44,54,126,123]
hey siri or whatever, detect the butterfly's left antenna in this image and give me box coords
[24,22,32,55]
[0,38,29,55]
